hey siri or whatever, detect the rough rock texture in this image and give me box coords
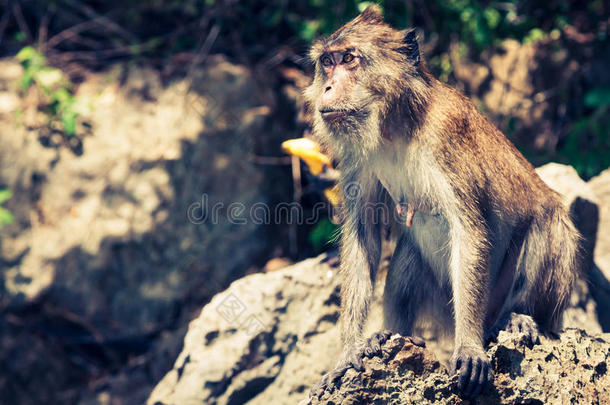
[148,163,610,405]
[148,256,342,405]
[0,56,280,404]
[305,330,610,405]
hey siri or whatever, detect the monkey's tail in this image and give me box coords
[526,204,581,333]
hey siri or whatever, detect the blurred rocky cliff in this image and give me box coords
[0,55,291,404]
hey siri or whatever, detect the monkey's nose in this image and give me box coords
[325,86,332,92]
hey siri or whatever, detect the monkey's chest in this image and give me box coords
[374,168,451,281]
[374,171,441,218]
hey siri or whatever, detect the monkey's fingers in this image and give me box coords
[406,203,415,227]
[309,376,327,398]
[347,353,365,371]
[407,336,426,347]
[506,313,540,345]
[473,362,492,398]
[328,364,349,381]
[309,366,346,399]
[363,330,392,357]
[450,349,491,399]
[462,357,487,398]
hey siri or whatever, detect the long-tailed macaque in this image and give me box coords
[304,7,580,398]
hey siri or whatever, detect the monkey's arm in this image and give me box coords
[445,192,493,397]
[337,174,382,368]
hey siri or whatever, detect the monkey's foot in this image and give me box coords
[485,312,540,345]
[504,312,540,344]
[309,331,424,398]
[361,330,425,361]
[450,346,492,399]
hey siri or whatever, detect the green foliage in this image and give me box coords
[308,217,339,253]
[0,189,14,228]
[16,46,82,136]
[558,88,610,179]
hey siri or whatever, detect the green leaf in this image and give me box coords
[309,218,339,253]
[0,207,14,226]
[484,7,501,29]
[19,70,34,90]
[16,46,37,62]
[584,88,610,107]
[0,189,12,204]
[62,110,77,136]
[357,2,380,13]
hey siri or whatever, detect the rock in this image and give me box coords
[0,56,271,322]
[590,168,610,281]
[305,330,610,404]
[148,258,608,404]
[588,168,610,331]
[147,257,342,405]
[149,164,609,404]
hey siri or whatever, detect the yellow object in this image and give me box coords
[323,185,341,207]
[282,138,341,206]
[281,138,331,176]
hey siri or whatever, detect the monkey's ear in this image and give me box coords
[359,5,384,24]
[399,29,420,66]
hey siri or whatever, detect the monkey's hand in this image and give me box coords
[450,345,492,399]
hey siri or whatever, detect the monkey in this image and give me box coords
[303,6,580,399]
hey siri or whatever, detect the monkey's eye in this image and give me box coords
[342,53,354,63]
[321,55,333,67]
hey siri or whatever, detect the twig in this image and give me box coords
[186,23,220,94]
[12,1,33,43]
[249,155,292,165]
[46,16,109,48]
[37,3,56,52]
[0,5,10,46]
[290,155,302,258]
[60,0,137,43]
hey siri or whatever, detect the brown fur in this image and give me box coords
[305,7,581,399]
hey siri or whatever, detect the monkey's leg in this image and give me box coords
[383,233,427,335]
[487,208,578,345]
[525,208,579,333]
[484,225,536,344]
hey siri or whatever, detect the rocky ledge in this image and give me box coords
[305,330,609,404]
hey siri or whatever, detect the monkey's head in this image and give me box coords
[304,6,430,157]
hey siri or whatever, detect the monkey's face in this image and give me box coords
[304,6,426,156]
[312,47,372,132]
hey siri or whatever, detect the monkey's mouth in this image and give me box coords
[319,108,351,120]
